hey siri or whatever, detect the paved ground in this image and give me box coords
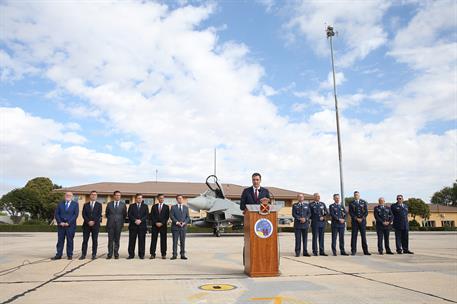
[0,231,456,304]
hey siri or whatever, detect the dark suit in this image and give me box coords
[349,199,369,254]
[106,201,127,258]
[239,186,270,211]
[329,203,347,255]
[310,201,328,254]
[374,204,393,253]
[170,204,190,257]
[150,203,170,257]
[54,200,79,258]
[81,201,102,257]
[127,202,149,258]
[292,202,311,255]
[391,202,410,253]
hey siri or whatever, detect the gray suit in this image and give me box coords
[170,204,190,257]
[106,201,127,258]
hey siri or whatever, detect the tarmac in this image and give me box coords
[0,231,456,304]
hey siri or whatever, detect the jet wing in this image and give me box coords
[207,199,230,213]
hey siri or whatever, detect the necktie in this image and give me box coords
[137,203,140,210]
[254,189,258,201]
[91,202,94,210]
[65,201,70,210]
[158,204,162,214]
[115,201,118,208]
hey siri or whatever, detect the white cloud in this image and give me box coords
[285,0,391,66]
[0,1,455,204]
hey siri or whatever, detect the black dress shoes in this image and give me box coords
[181,256,188,260]
[404,251,414,254]
[364,252,372,256]
[341,252,349,256]
[51,256,61,260]
[303,252,311,257]
[320,253,328,256]
[171,256,177,260]
[79,255,86,260]
[386,251,394,255]
[150,255,156,259]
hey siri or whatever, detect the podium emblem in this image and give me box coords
[254,218,273,239]
[259,202,270,215]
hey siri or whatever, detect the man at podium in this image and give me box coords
[240,172,271,213]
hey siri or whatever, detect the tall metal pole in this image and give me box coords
[326,25,345,208]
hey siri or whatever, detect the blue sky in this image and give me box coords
[0,0,456,203]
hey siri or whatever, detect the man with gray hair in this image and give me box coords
[374,197,394,255]
[52,192,79,260]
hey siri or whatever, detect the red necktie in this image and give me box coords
[254,189,258,201]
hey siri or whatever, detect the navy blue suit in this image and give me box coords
[239,187,270,211]
[349,199,369,254]
[329,203,347,254]
[310,201,328,255]
[391,202,410,253]
[81,201,102,257]
[127,202,149,258]
[292,202,311,255]
[54,200,79,258]
[374,204,393,253]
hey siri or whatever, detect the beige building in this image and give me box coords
[361,203,457,228]
[57,181,313,226]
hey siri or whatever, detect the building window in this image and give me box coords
[163,197,178,205]
[276,200,286,208]
[441,220,455,228]
[424,220,436,227]
[97,196,108,204]
[142,197,155,206]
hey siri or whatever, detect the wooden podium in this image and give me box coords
[243,204,279,277]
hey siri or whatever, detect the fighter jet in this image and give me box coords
[187,175,293,237]
[187,175,243,237]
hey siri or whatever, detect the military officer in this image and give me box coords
[349,191,371,255]
[329,194,348,256]
[292,194,311,257]
[310,193,328,256]
[374,197,394,255]
[391,194,414,254]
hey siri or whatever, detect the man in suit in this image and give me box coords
[52,192,79,260]
[374,197,394,255]
[292,194,311,257]
[105,190,127,259]
[150,193,170,259]
[310,193,328,256]
[329,194,349,256]
[391,194,414,254]
[239,172,270,212]
[127,193,149,259]
[349,191,371,255]
[170,195,190,260]
[80,190,102,260]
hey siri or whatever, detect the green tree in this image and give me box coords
[431,180,457,207]
[406,198,430,221]
[24,177,63,223]
[0,188,41,223]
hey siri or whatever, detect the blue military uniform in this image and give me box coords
[349,199,370,255]
[391,202,411,254]
[329,202,347,255]
[310,201,328,255]
[374,204,393,254]
[292,201,311,256]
